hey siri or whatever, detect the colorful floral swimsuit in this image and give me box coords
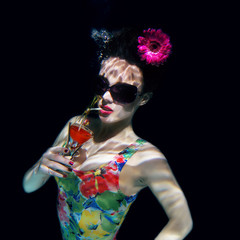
[55,138,146,240]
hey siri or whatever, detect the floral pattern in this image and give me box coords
[74,162,119,199]
[55,138,146,240]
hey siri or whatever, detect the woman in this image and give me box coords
[23,28,193,240]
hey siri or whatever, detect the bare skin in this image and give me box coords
[23,57,192,240]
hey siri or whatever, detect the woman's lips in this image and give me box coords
[99,105,113,115]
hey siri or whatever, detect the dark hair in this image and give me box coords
[92,27,171,93]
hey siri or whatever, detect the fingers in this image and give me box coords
[49,146,69,155]
[47,160,72,174]
[42,148,72,167]
[43,153,73,167]
[40,165,68,178]
[39,146,74,178]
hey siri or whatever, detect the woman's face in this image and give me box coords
[98,57,144,124]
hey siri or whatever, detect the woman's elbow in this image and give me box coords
[22,179,34,193]
[179,211,193,238]
[171,204,193,238]
[185,215,193,236]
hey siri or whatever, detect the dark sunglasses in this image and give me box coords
[95,76,138,104]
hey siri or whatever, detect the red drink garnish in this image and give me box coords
[69,124,92,146]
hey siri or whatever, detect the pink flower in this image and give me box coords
[137,28,172,66]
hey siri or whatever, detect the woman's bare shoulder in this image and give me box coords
[129,140,167,167]
[131,141,173,181]
[138,140,166,160]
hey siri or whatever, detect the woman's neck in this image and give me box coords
[93,118,135,143]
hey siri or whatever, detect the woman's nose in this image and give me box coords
[102,90,113,103]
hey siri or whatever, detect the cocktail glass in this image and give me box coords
[63,95,101,159]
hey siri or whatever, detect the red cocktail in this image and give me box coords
[69,124,92,148]
[65,122,93,157]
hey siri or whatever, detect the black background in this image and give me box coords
[3,1,234,239]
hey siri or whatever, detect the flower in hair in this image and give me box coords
[137,28,172,66]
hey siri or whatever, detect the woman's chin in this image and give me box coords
[99,114,132,126]
[99,115,116,124]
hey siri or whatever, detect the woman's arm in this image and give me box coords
[22,117,77,193]
[142,156,193,240]
[22,158,51,193]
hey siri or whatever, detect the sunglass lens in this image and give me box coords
[95,77,108,95]
[111,84,137,103]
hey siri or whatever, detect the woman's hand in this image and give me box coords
[38,146,74,178]
[23,118,77,193]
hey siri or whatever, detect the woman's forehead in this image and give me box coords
[99,57,143,88]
